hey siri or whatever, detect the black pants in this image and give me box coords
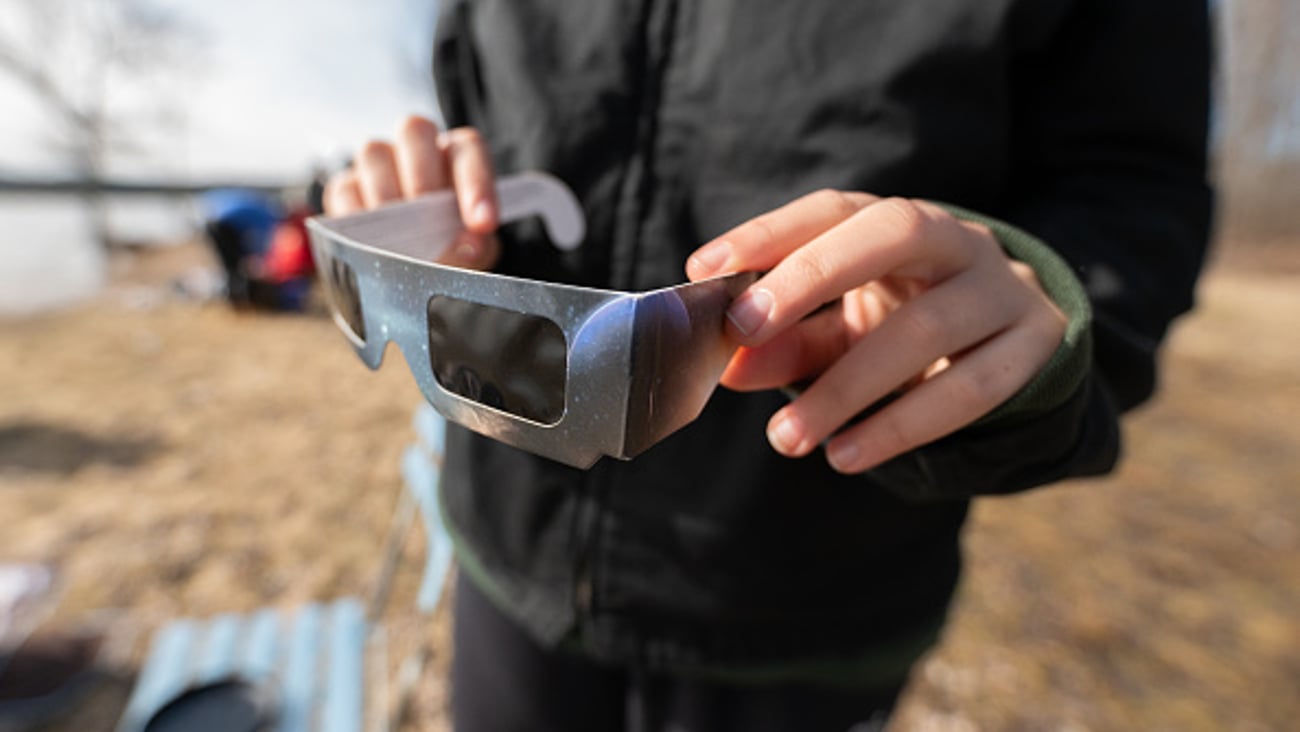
[451,575,902,732]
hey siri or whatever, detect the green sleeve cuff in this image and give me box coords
[934,203,1093,424]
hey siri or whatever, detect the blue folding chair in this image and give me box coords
[116,406,454,732]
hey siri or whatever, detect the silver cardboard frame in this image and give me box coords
[307,172,754,468]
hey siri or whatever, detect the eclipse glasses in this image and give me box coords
[306,172,754,468]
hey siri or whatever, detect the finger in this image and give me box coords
[439,231,502,271]
[719,307,850,392]
[443,127,498,233]
[686,189,876,281]
[356,140,403,208]
[396,114,449,197]
[725,199,983,344]
[323,169,363,215]
[762,267,1027,458]
[822,313,1065,473]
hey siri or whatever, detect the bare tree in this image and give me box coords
[0,0,201,247]
[1215,0,1300,242]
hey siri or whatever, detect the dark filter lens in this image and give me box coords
[326,258,366,342]
[427,296,566,424]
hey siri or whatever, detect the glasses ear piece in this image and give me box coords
[496,172,585,251]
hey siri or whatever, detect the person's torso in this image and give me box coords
[432,0,1066,669]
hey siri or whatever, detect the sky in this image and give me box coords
[0,0,441,183]
[2,0,1297,182]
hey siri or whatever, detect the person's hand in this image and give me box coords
[324,115,500,270]
[685,192,1067,474]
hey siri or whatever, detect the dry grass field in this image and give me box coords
[1,236,1297,731]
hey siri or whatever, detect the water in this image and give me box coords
[0,194,198,314]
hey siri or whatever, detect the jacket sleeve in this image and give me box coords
[875,0,1213,502]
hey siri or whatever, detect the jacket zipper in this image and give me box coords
[574,567,594,614]
[572,472,596,616]
[572,472,603,617]
[573,0,675,621]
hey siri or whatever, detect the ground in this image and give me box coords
[0,237,1296,731]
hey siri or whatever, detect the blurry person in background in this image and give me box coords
[328,1,1213,730]
[199,176,323,313]
[198,187,282,308]
[249,187,322,312]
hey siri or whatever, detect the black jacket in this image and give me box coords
[432,0,1212,677]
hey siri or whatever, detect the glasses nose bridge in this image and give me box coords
[357,278,431,375]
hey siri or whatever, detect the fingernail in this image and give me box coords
[454,235,480,262]
[727,288,772,337]
[767,413,805,455]
[827,440,862,473]
[471,199,494,228]
[688,240,731,277]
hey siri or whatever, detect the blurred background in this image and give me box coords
[0,0,440,311]
[0,1,1297,731]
